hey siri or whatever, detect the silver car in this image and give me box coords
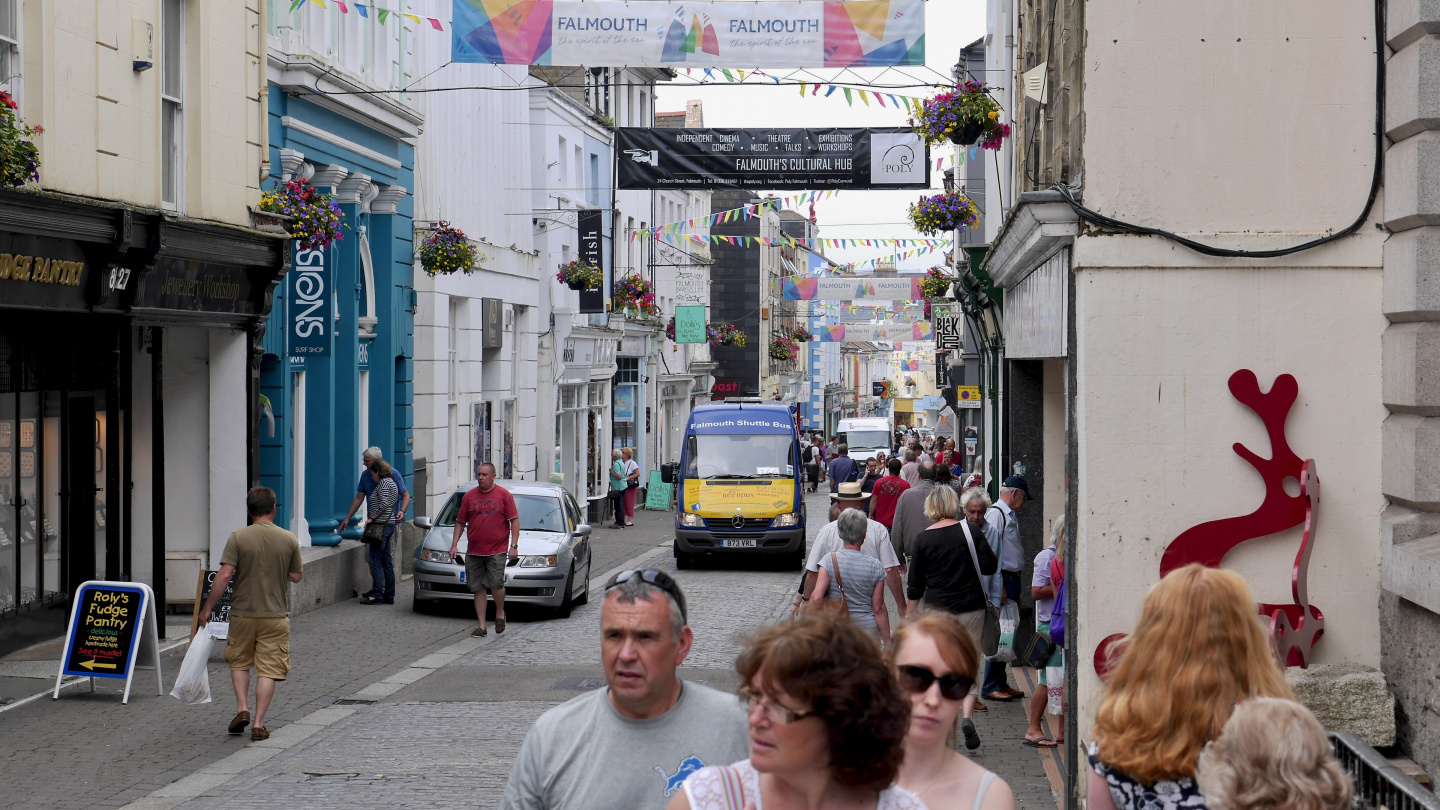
[412,481,594,617]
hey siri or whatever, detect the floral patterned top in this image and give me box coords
[683,760,928,810]
[1088,742,1208,810]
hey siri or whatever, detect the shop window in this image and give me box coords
[615,357,639,384]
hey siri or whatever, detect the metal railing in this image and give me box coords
[1330,731,1440,810]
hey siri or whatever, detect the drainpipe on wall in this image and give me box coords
[257,0,271,184]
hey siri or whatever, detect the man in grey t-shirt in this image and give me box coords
[500,570,749,810]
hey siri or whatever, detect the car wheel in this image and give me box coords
[574,558,590,606]
[675,551,693,570]
[791,546,806,571]
[412,591,433,613]
[556,565,576,618]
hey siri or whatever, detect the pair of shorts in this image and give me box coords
[465,553,508,592]
[225,616,290,680]
[1036,621,1065,684]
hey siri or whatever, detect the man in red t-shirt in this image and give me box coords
[450,462,520,637]
[869,457,911,530]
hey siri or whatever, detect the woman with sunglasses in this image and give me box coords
[891,611,1014,810]
[667,613,923,810]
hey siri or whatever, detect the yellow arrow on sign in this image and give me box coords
[79,659,117,671]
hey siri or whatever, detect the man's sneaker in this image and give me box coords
[495,618,507,634]
[471,626,487,637]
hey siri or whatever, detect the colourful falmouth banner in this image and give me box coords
[813,322,933,342]
[452,0,925,68]
[783,276,923,301]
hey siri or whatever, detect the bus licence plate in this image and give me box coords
[722,538,757,549]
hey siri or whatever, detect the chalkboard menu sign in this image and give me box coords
[54,580,163,703]
[190,570,234,641]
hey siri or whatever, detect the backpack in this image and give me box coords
[1049,574,1066,646]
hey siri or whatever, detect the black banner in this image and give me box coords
[577,209,605,315]
[615,127,930,190]
[131,258,258,317]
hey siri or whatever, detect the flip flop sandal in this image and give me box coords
[1023,738,1060,748]
[228,711,250,735]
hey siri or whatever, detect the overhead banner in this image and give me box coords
[616,127,929,190]
[783,277,923,301]
[451,0,924,68]
[813,323,933,342]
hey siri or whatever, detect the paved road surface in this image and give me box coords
[0,490,1062,810]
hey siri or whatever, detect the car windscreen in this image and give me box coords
[840,430,891,449]
[434,492,568,532]
[685,434,794,479]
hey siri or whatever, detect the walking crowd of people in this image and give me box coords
[228,430,1358,810]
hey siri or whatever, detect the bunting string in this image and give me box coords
[649,232,949,251]
[289,0,447,31]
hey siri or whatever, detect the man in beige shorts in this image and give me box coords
[199,486,303,741]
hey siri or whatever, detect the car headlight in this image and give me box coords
[772,512,800,527]
[518,555,558,568]
[422,549,454,564]
[680,512,705,527]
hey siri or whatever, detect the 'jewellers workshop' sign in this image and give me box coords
[130,258,257,316]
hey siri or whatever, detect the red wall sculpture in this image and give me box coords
[1095,370,1324,676]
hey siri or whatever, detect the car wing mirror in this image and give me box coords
[573,524,592,537]
[414,516,433,530]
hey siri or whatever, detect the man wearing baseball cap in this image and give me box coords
[981,475,1029,702]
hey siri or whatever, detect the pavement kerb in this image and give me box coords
[0,633,194,716]
[117,538,678,810]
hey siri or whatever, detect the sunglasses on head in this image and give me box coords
[604,569,688,624]
[898,665,973,701]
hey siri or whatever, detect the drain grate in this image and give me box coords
[332,698,377,705]
[550,676,608,691]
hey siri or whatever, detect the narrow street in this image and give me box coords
[0,492,1060,810]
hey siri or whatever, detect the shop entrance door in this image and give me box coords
[63,395,98,593]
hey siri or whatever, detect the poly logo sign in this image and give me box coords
[870,131,924,184]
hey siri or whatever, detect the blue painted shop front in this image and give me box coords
[258,92,415,546]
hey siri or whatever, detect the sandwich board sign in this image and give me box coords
[53,581,164,704]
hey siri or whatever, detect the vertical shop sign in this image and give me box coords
[291,245,331,357]
[674,305,707,343]
[577,209,605,315]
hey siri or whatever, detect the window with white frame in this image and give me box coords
[0,0,20,100]
[161,0,184,210]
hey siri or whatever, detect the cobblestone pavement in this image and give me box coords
[4,491,1061,809]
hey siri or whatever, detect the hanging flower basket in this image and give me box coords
[665,316,676,341]
[258,178,344,251]
[419,221,483,277]
[613,274,659,317]
[908,192,981,236]
[710,323,745,348]
[920,266,955,299]
[0,91,40,188]
[783,325,813,343]
[909,81,1011,150]
[769,334,800,362]
[555,259,603,291]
